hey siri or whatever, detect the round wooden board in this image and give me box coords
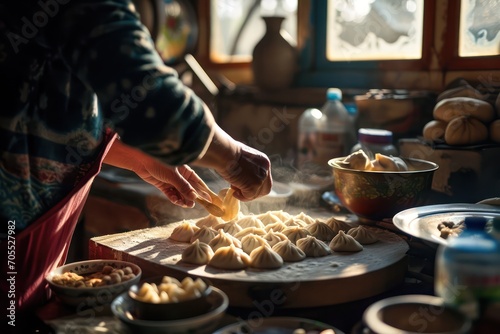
[96,215,409,308]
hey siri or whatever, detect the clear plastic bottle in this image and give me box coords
[435,216,500,321]
[313,88,356,172]
[297,107,324,172]
[351,128,398,157]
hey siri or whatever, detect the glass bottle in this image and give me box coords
[351,128,398,158]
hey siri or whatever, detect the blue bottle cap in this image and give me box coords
[326,88,342,101]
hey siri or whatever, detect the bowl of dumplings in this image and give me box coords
[127,275,216,321]
[329,150,438,223]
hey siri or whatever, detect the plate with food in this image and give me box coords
[393,203,500,245]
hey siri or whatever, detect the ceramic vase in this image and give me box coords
[252,16,298,91]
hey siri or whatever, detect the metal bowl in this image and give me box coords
[328,157,438,223]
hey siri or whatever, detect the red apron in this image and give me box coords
[1,131,118,313]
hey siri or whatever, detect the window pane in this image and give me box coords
[459,0,500,57]
[210,0,297,63]
[326,0,424,61]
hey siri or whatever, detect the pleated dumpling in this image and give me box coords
[235,215,265,229]
[214,221,242,236]
[190,226,218,244]
[241,234,268,254]
[371,153,408,172]
[170,221,200,243]
[208,244,251,270]
[329,230,363,252]
[209,230,242,252]
[262,230,287,247]
[269,210,293,222]
[182,239,214,265]
[295,212,315,225]
[283,218,307,228]
[195,214,224,228]
[324,217,351,233]
[249,245,283,269]
[347,226,378,245]
[282,227,311,244]
[305,220,337,241]
[257,212,282,226]
[272,239,306,262]
[296,235,331,257]
[234,227,266,240]
[340,149,373,170]
[264,221,287,233]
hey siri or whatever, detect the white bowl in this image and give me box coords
[111,286,229,334]
[46,259,141,307]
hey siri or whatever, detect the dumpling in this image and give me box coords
[182,239,214,265]
[283,218,307,228]
[269,210,293,222]
[195,214,224,228]
[324,217,351,233]
[219,188,241,221]
[371,153,408,172]
[295,212,315,225]
[329,230,363,252]
[208,244,251,270]
[264,221,288,233]
[282,227,311,244]
[209,230,242,252]
[305,220,337,241]
[347,226,378,245]
[296,235,331,257]
[234,227,266,240]
[190,226,218,244]
[272,239,306,262]
[262,230,287,247]
[241,234,268,254]
[235,215,265,229]
[340,149,373,170]
[249,245,283,269]
[170,221,200,243]
[257,212,282,226]
[213,221,243,236]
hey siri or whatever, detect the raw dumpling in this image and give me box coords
[340,149,373,170]
[190,226,218,244]
[305,220,337,241]
[208,244,251,270]
[235,215,265,229]
[272,239,306,262]
[269,210,293,222]
[371,153,408,172]
[249,245,283,269]
[347,226,378,245]
[241,234,268,254]
[170,221,200,243]
[182,239,214,265]
[282,227,311,244]
[329,230,363,252]
[296,235,331,257]
[262,230,287,247]
[209,230,242,252]
[195,214,224,228]
[295,212,315,225]
[283,218,307,228]
[234,227,266,240]
[220,188,241,221]
[324,217,351,233]
[264,221,288,233]
[213,221,243,236]
[257,212,282,226]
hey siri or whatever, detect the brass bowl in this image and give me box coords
[328,157,438,223]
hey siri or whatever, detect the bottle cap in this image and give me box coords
[326,88,342,101]
[358,128,393,145]
[463,216,488,230]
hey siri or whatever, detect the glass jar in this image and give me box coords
[351,128,398,157]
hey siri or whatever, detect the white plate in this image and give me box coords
[213,316,345,334]
[393,203,500,245]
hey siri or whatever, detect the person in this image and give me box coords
[0,0,272,318]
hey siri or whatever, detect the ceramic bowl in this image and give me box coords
[46,259,141,307]
[363,295,472,334]
[128,276,212,321]
[328,157,438,223]
[112,286,229,334]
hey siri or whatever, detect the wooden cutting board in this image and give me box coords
[89,217,409,308]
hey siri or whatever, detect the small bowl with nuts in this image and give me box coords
[46,259,141,307]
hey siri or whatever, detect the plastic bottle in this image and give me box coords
[351,128,398,157]
[435,216,500,321]
[298,88,355,174]
[297,107,324,172]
